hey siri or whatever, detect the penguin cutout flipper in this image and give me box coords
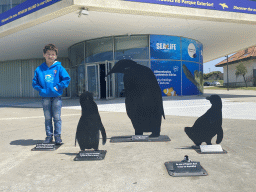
[185,94,223,146]
[75,91,107,151]
[107,59,165,137]
[97,116,107,145]
[216,126,223,144]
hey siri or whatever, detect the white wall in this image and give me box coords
[223,59,256,86]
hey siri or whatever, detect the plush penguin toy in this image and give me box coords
[184,94,223,146]
[75,91,106,151]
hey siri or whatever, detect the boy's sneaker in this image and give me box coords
[43,136,53,144]
[55,135,62,145]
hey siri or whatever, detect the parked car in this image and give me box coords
[204,82,211,86]
[211,81,221,86]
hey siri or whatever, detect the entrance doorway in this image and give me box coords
[86,61,115,100]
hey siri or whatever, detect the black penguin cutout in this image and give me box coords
[106,59,165,137]
[185,94,223,146]
[76,91,107,151]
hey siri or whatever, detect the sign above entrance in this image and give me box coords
[150,35,181,60]
[125,0,256,15]
[0,0,61,27]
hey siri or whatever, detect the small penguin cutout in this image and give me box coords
[74,92,107,161]
[184,95,224,148]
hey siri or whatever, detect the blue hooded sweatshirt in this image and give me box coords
[32,61,71,97]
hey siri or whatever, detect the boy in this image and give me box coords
[32,44,71,144]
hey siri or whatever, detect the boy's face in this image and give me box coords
[43,50,57,65]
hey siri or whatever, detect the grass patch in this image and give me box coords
[204,86,256,90]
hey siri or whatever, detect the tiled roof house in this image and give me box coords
[215,46,256,86]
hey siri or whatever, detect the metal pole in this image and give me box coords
[226,55,229,91]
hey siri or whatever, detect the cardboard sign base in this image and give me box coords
[74,150,107,161]
[165,161,208,177]
[110,135,171,143]
[31,143,63,151]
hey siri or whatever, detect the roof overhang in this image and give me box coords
[1,0,256,63]
[216,56,256,67]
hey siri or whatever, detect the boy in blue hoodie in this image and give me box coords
[32,44,70,144]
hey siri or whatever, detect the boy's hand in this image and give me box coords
[54,87,58,91]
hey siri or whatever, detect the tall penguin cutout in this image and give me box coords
[107,59,165,137]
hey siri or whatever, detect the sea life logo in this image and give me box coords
[156,42,177,50]
[188,43,196,58]
[45,74,54,83]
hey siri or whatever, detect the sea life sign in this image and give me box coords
[125,0,256,15]
[0,0,61,26]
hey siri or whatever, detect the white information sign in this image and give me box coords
[200,145,223,153]
[132,135,149,140]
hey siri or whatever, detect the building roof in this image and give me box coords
[215,46,256,67]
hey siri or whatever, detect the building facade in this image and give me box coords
[69,35,203,99]
[1,0,256,98]
[216,46,256,87]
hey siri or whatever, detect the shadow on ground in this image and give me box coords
[10,139,44,146]
[59,152,78,156]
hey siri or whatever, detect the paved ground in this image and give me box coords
[0,89,255,192]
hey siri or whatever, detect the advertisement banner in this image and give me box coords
[181,37,202,63]
[125,0,256,15]
[0,0,61,27]
[151,60,181,96]
[182,62,203,95]
[199,63,203,94]
[150,35,181,60]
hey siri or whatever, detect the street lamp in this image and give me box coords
[226,55,229,91]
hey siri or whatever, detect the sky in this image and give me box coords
[203,57,225,73]
[203,54,235,74]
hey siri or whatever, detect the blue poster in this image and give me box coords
[151,60,181,96]
[125,0,256,15]
[199,43,203,64]
[182,62,203,95]
[0,0,61,26]
[150,35,181,60]
[181,38,202,63]
[199,64,204,94]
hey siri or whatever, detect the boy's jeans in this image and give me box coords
[42,97,62,137]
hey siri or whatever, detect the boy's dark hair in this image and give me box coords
[43,44,58,55]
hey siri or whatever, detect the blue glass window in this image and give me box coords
[115,35,149,60]
[86,37,113,63]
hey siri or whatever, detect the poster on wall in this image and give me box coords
[151,60,181,97]
[182,62,203,95]
[199,43,203,64]
[199,64,203,94]
[181,38,202,63]
[150,35,181,60]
